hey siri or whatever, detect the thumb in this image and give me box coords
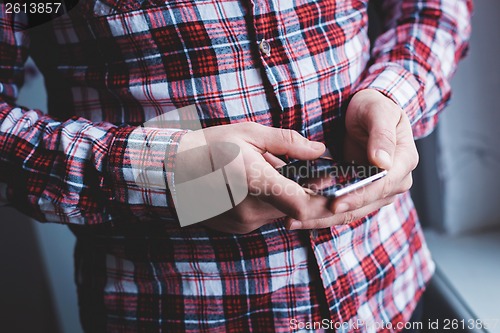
[251,126,326,160]
[367,118,397,170]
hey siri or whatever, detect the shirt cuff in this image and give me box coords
[106,125,188,223]
[354,63,424,127]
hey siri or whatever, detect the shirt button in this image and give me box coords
[259,39,271,56]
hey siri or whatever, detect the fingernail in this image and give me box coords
[335,203,349,214]
[309,141,325,150]
[288,220,303,230]
[376,150,392,169]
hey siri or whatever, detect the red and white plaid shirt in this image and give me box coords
[0,0,471,332]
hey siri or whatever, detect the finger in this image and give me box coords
[339,113,416,212]
[366,107,401,170]
[330,164,412,214]
[245,124,326,160]
[262,152,287,168]
[249,161,333,221]
[203,196,285,234]
[231,195,286,221]
[395,114,420,171]
[286,195,396,230]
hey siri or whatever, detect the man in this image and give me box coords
[0,0,471,332]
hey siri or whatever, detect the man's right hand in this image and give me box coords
[177,122,333,234]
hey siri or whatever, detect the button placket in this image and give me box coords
[246,1,284,125]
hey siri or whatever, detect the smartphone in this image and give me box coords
[277,157,387,198]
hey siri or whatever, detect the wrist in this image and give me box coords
[349,89,402,119]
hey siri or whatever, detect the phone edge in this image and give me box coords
[332,170,388,198]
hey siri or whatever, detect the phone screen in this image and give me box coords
[277,158,387,198]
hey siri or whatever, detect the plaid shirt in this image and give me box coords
[0,0,471,332]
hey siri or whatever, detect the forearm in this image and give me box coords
[0,100,187,225]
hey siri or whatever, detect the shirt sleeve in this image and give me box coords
[0,10,186,225]
[355,0,473,139]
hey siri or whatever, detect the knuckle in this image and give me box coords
[342,211,356,225]
[399,174,413,192]
[354,193,367,209]
[238,215,253,226]
[347,196,363,211]
[233,217,259,234]
[369,99,389,114]
[373,99,388,110]
[290,206,309,222]
[231,211,247,225]
[231,206,254,225]
[242,122,260,134]
[384,195,397,206]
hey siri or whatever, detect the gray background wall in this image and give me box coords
[0,59,82,333]
[19,67,82,333]
[439,0,500,234]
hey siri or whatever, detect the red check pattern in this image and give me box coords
[0,0,471,332]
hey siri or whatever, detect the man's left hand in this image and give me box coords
[287,89,419,229]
